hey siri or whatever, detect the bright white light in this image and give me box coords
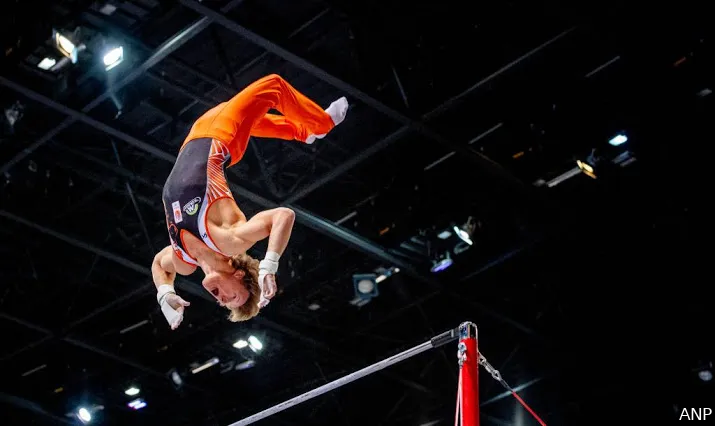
[103,46,124,70]
[453,226,473,245]
[56,34,75,56]
[77,407,91,423]
[128,398,147,410]
[124,386,140,396]
[37,57,56,70]
[191,357,219,374]
[699,370,712,382]
[357,279,374,293]
[233,339,248,349]
[248,335,262,352]
[170,370,183,386]
[53,30,82,63]
[576,160,594,173]
[236,359,255,370]
[608,134,628,146]
[437,230,452,239]
[431,257,453,273]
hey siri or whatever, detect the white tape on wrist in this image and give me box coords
[259,251,280,274]
[157,284,182,327]
[157,284,175,304]
[258,252,280,308]
[264,251,280,262]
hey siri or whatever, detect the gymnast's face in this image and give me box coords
[202,269,250,308]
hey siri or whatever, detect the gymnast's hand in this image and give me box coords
[162,292,191,330]
[258,273,277,308]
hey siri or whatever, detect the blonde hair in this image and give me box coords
[227,254,261,322]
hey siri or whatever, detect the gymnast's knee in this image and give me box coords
[260,73,285,87]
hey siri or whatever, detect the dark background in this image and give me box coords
[0,0,712,425]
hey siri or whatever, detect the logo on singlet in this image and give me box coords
[171,201,183,223]
[183,197,202,216]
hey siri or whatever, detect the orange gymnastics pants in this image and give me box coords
[181,74,335,166]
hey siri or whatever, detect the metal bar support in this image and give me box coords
[227,327,459,426]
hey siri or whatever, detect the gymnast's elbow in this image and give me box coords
[152,248,170,270]
[270,207,295,232]
[151,247,177,284]
[274,207,295,224]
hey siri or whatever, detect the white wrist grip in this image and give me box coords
[157,285,182,327]
[157,284,175,303]
[258,252,280,307]
[259,251,280,274]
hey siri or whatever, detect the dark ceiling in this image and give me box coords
[1,0,712,425]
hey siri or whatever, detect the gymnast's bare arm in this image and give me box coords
[151,246,197,289]
[152,246,195,329]
[222,207,296,257]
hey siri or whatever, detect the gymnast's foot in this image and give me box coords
[326,96,349,126]
[306,97,349,144]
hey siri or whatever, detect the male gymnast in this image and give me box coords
[151,74,348,329]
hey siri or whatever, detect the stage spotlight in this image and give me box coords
[353,273,379,299]
[233,339,248,349]
[124,386,140,396]
[53,29,84,64]
[608,133,628,146]
[437,229,452,239]
[236,359,256,370]
[431,252,453,273]
[37,57,56,70]
[576,160,596,179]
[453,226,472,246]
[350,273,379,307]
[695,362,713,382]
[454,216,477,246]
[576,148,602,179]
[169,368,183,389]
[127,398,147,410]
[77,407,91,423]
[248,336,263,352]
[103,46,124,70]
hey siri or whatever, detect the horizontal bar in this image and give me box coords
[228,327,460,425]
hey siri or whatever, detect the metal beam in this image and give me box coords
[0,79,419,284]
[0,17,213,175]
[283,28,576,204]
[80,11,235,94]
[0,210,149,275]
[0,391,73,425]
[0,313,211,395]
[0,213,436,397]
[0,83,537,337]
[179,0,544,194]
[111,140,156,252]
[80,5,327,99]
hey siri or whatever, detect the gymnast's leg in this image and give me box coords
[223,74,348,143]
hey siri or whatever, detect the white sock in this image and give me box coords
[305,97,348,144]
[325,96,349,126]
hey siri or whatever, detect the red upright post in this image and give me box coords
[458,322,479,426]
